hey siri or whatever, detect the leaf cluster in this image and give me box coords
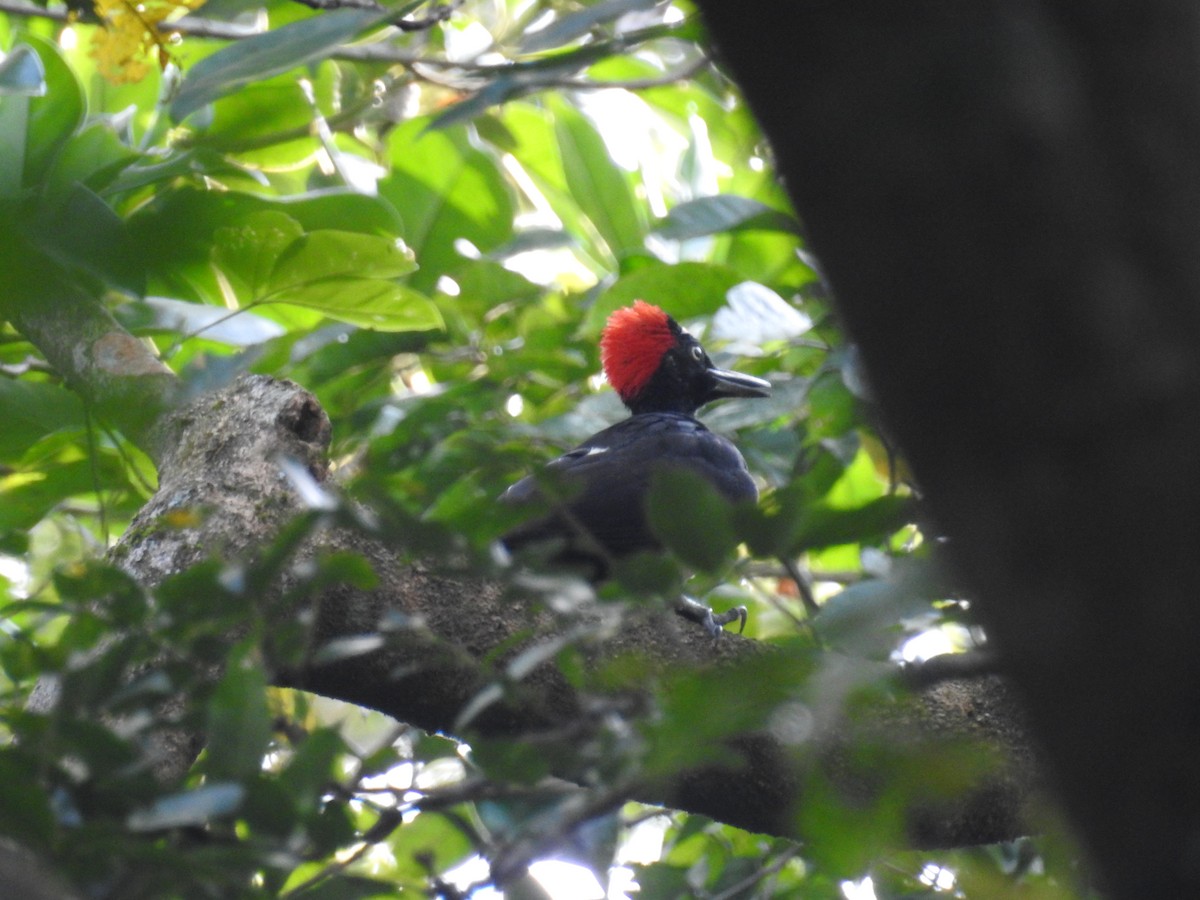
[0,3,1083,897]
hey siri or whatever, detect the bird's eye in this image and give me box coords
[690,345,704,362]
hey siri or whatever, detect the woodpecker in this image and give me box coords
[501,301,770,635]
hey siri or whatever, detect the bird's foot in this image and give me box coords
[675,595,748,638]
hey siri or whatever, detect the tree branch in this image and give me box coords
[105,374,1040,848]
[0,275,178,461]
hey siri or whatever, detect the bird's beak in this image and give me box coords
[707,367,771,399]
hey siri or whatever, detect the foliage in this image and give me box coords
[0,2,1081,898]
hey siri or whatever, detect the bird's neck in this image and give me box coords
[625,397,700,416]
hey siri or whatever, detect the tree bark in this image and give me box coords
[106,373,1037,848]
[693,2,1200,896]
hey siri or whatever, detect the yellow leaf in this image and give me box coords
[89,0,204,84]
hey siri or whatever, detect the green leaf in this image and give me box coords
[494,103,598,266]
[550,96,645,261]
[211,213,438,331]
[0,92,29,197]
[21,35,84,187]
[196,76,321,151]
[0,45,44,96]
[0,457,126,536]
[0,750,55,846]
[646,468,740,573]
[585,260,743,333]
[131,188,405,303]
[381,119,515,292]
[33,183,144,294]
[120,296,285,346]
[170,8,395,122]
[387,813,475,888]
[127,783,245,831]
[291,876,404,900]
[280,728,344,811]
[241,777,297,837]
[43,121,139,205]
[815,559,942,656]
[263,278,443,332]
[654,194,800,241]
[471,737,554,785]
[0,380,85,463]
[520,0,656,52]
[789,495,914,554]
[204,648,271,782]
[428,76,529,131]
[213,210,306,299]
[54,561,147,627]
[645,648,814,777]
[269,230,417,289]
[609,551,684,596]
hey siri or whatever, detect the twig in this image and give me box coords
[779,555,821,619]
[410,53,707,92]
[290,0,382,10]
[709,846,801,900]
[394,0,461,32]
[0,0,700,85]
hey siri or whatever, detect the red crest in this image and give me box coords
[600,301,677,402]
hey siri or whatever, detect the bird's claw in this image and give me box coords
[675,596,748,638]
[711,604,748,635]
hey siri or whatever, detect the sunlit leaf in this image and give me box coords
[213,209,305,299]
[387,813,475,888]
[814,560,942,656]
[269,230,416,289]
[0,45,45,96]
[262,278,443,332]
[381,119,515,292]
[91,0,205,84]
[712,281,813,345]
[127,783,245,831]
[123,296,286,345]
[521,0,656,52]
[654,194,800,241]
[171,8,396,121]
[550,95,645,261]
[585,260,743,333]
[0,457,126,535]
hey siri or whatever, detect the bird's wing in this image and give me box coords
[501,414,756,563]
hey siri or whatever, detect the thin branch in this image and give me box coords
[393,0,461,32]
[410,52,708,92]
[290,0,382,11]
[779,554,821,619]
[710,847,802,900]
[1,0,705,90]
[3,275,178,461]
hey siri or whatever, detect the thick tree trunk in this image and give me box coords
[694,3,1200,896]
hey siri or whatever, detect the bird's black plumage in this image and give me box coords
[501,302,769,582]
[501,412,758,577]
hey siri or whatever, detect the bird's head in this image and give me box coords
[600,300,771,415]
